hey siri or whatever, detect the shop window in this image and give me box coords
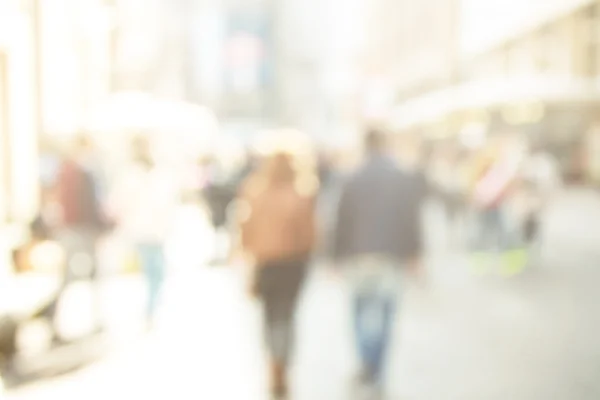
[573,5,599,78]
[0,54,10,222]
[507,38,537,77]
[585,5,600,77]
[536,27,551,72]
[537,23,572,78]
[472,52,506,81]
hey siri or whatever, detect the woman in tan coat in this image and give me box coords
[238,151,317,400]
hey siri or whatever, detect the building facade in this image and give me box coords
[40,0,114,137]
[361,0,459,131]
[390,0,600,148]
[0,0,39,276]
[0,0,38,225]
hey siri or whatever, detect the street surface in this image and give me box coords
[5,189,600,399]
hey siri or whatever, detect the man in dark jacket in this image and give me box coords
[332,129,427,396]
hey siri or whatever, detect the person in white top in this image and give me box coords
[108,136,180,327]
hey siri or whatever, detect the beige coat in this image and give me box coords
[238,178,316,266]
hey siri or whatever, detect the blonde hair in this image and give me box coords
[246,151,319,198]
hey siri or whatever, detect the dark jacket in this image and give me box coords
[332,154,426,263]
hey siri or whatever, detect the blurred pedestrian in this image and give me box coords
[332,129,427,398]
[43,134,111,343]
[317,151,334,191]
[429,145,467,250]
[396,133,431,279]
[237,151,317,400]
[519,144,561,264]
[234,148,259,185]
[469,137,525,274]
[202,156,238,264]
[108,136,179,328]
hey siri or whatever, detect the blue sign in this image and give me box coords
[225,8,272,92]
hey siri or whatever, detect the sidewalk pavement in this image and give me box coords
[2,275,147,386]
[5,188,600,399]
[9,258,599,400]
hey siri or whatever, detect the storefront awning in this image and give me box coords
[85,91,220,160]
[390,77,600,130]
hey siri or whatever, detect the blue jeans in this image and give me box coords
[137,243,165,319]
[349,257,400,384]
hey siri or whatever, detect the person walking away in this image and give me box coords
[470,138,525,274]
[237,152,316,400]
[519,145,561,266]
[317,151,334,192]
[233,149,259,186]
[332,130,427,398]
[202,156,237,264]
[428,146,465,250]
[108,137,179,329]
[45,135,110,343]
[396,133,431,282]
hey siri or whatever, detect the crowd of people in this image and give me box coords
[1,126,563,400]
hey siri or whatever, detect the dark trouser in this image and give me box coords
[475,207,511,252]
[46,227,102,336]
[443,192,463,221]
[0,316,18,365]
[136,243,166,320]
[444,193,466,249]
[524,212,540,244]
[256,256,308,366]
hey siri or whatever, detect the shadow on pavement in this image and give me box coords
[2,332,110,390]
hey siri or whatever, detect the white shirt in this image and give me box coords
[109,163,180,242]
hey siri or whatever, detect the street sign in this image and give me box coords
[226,32,264,92]
[225,7,271,94]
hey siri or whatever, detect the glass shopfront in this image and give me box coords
[0,52,10,223]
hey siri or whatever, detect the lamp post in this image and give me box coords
[0,52,10,223]
[104,0,119,92]
[32,0,43,141]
